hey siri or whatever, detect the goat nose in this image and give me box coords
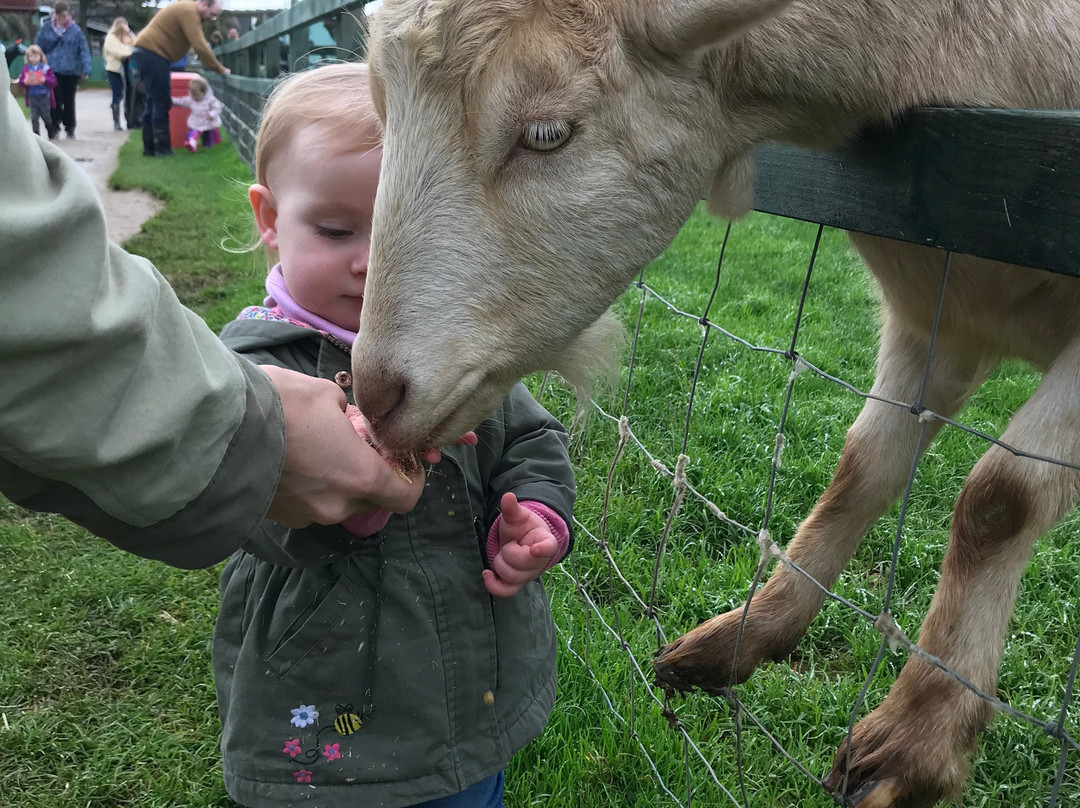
[355,371,406,424]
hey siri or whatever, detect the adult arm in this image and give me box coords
[105,34,134,63]
[0,90,281,568]
[178,12,228,73]
[0,92,423,567]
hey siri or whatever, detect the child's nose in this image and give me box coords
[352,240,370,273]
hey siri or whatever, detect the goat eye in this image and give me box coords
[519,120,572,152]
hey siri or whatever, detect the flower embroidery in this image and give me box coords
[290,704,319,728]
[283,738,302,758]
[295,769,312,783]
[323,742,341,761]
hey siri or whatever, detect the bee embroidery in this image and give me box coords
[333,703,363,736]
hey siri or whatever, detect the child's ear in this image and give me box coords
[249,184,279,249]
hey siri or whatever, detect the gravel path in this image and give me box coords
[50,87,164,244]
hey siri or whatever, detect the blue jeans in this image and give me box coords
[412,772,504,808]
[106,70,124,105]
[132,47,172,154]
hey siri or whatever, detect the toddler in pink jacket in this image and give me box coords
[171,76,222,152]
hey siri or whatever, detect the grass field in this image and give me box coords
[1,132,1078,807]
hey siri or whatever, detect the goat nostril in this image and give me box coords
[355,372,406,424]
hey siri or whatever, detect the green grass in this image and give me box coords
[110,130,267,329]
[1,135,1078,807]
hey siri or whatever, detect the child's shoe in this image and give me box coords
[185,135,198,153]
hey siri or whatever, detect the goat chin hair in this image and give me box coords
[546,309,626,422]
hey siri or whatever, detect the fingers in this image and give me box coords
[499,491,524,524]
[366,430,477,466]
[487,542,553,595]
[455,431,479,446]
[483,568,522,598]
[528,535,559,557]
[263,365,425,526]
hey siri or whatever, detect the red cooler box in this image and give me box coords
[168,71,201,149]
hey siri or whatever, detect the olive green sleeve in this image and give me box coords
[0,91,285,569]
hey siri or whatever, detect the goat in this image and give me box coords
[352,2,1080,805]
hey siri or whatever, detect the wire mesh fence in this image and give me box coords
[530,213,1080,807]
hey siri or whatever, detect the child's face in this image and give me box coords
[28,52,41,65]
[250,123,381,332]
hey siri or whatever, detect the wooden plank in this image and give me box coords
[218,0,367,54]
[218,73,276,96]
[753,108,1080,277]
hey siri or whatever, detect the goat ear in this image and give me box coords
[653,0,796,52]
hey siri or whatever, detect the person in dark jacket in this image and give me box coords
[212,62,574,808]
[35,1,90,139]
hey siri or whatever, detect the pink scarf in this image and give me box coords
[263,265,359,346]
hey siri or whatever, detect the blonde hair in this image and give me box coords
[254,61,381,187]
[188,76,209,101]
[24,44,46,64]
[109,17,132,40]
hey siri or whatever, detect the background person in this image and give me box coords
[16,44,57,137]
[1,86,428,567]
[34,0,90,140]
[171,75,222,152]
[132,0,231,157]
[103,17,136,131]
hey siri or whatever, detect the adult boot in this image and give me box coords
[141,119,156,156]
[152,123,173,157]
[111,103,122,131]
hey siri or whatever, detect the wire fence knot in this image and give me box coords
[773,433,787,469]
[673,454,688,490]
[788,354,810,383]
[756,529,782,565]
[873,611,912,653]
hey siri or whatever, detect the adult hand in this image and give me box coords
[261,365,426,528]
[221,67,231,75]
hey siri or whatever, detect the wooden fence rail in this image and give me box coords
[205,1,1079,276]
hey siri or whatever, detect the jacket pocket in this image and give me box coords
[264,573,360,677]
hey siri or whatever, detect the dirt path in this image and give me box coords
[51,87,163,244]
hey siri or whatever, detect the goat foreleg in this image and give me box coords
[654,320,990,694]
[826,338,1080,808]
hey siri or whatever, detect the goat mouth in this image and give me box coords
[372,366,488,453]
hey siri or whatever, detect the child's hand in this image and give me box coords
[482,492,558,598]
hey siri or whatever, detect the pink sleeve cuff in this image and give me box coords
[340,508,392,538]
[486,500,570,572]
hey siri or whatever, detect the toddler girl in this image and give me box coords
[17,45,57,137]
[171,75,222,152]
[213,62,575,808]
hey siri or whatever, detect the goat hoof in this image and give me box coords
[824,776,906,808]
[652,612,758,695]
[823,720,956,808]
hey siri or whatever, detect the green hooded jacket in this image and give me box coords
[214,316,575,808]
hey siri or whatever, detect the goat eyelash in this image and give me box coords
[518,120,573,152]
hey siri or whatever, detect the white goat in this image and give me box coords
[352,2,1080,805]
